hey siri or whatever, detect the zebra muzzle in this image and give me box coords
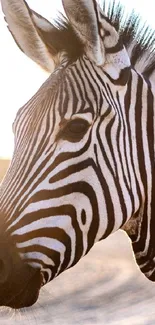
[0,235,42,309]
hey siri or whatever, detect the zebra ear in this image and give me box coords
[63,0,131,85]
[62,0,105,66]
[1,0,60,72]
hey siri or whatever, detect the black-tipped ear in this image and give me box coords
[1,0,60,72]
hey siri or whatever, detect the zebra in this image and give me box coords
[0,0,155,309]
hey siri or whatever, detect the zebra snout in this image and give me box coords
[0,246,12,285]
[0,237,42,309]
[0,237,13,285]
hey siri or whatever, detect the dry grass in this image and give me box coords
[0,159,10,182]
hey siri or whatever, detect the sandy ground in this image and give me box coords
[0,161,155,324]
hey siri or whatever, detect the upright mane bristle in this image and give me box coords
[53,1,155,78]
[102,0,155,78]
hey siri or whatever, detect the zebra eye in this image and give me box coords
[60,118,90,142]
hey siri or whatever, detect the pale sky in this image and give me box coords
[0,0,155,158]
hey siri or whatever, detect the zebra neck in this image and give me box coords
[122,70,155,279]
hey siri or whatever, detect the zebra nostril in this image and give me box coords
[0,259,5,273]
[0,244,12,284]
[0,257,10,284]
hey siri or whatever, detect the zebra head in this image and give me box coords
[0,0,155,309]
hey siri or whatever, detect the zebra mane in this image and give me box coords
[52,1,155,79]
[102,1,155,79]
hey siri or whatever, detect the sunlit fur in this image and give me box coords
[0,0,155,308]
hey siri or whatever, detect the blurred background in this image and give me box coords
[0,1,155,324]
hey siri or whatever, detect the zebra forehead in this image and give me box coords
[16,58,110,123]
